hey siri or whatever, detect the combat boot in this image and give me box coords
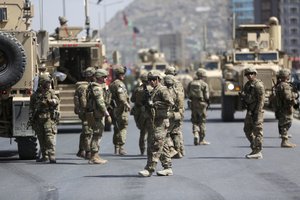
[281,139,296,148]
[85,151,91,160]
[156,168,173,176]
[36,156,49,163]
[246,151,263,159]
[199,140,210,145]
[88,153,108,164]
[138,169,152,177]
[49,155,56,164]
[119,147,127,155]
[169,147,178,158]
[173,152,183,159]
[114,146,120,155]
[76,150,85,159]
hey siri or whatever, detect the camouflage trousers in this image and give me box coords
[277,108,293,139]
[78,114,92,152]
[191,102,207,140]
[133,106,151,154]
[168,119,185,155]
[112,109,129,148]
[145,118,172,172]
[90,117,105,153]
[244,111,264,152]
[35,118,57,159]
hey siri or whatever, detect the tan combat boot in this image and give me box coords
[199,140,210,145]
[156,168,173,176]
[88,153,108,164]
[138,169,152,177]
[119,147,127,155]
[246,151,263,159]
[281,138,296,148]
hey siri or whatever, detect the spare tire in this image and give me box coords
[0,32,26,90]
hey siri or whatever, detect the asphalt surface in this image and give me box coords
[1,105,300,200]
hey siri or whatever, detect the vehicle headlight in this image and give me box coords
[227,83,235,90]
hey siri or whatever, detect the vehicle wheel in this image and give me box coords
[0,32,26,90]
[16,136,38,160]
[221,95,235,122]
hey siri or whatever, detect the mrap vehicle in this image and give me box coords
[221,17,291,121]
[0,0,39,159]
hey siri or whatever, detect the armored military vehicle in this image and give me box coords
[201,54,222,103]
[0,0,39,159]
[221,17,291,121]
[138,48,169,72]
[44,1,107,124]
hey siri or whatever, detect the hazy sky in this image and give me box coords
[31,0,133,32]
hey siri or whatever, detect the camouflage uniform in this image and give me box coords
[139,71,174,177]
[187,68,210,145]
[240,67,265,159]
[86,68,110,164]
[30,74,60,163]
[130,73,152,155]
[73,67,95,159]
[164,66,185,158]
[109,66,130,155]
[275,69,297,148]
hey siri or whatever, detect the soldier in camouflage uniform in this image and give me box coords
[130,72,152,155]
[240,67,265,159]
[187,68,210,146]
[164,66,185,158]
[73,67,95,159]
[139,71,174,177]
[109,66,130,155]
[85,68,111,164]
[275,69,297,148]
[30,74,60,163]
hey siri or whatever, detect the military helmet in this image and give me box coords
[39,74,51,84]
[244,67,257,76]
[196,68,207,77]
[95,69,108,78]
[84,67,96,77]
[38,63,47,71]
[165,66,177,75]
[114,65,126,75]
[277,69,290,78]
[148,70,163,80]
[164,75,174,85]
[140,72,148,82]
[59,16,68,24]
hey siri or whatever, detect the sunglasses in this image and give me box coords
[148,77,158,81]
[245,72,255,76]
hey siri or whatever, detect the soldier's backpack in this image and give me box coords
[73,82,88,114]
[188,80,204,99]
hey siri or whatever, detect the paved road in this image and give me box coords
[1,105,300,200]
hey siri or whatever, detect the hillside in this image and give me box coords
[102,0,231,66]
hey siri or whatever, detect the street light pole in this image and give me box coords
[102,0,123,46]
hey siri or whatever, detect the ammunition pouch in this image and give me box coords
[86,112,95,127]
[51,110,60,123]
[155,109,169,119]
[173,112,182,121]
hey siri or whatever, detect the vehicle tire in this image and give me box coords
[0,32,26,90]
[221,94,235,122]
[16,136,38,160]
